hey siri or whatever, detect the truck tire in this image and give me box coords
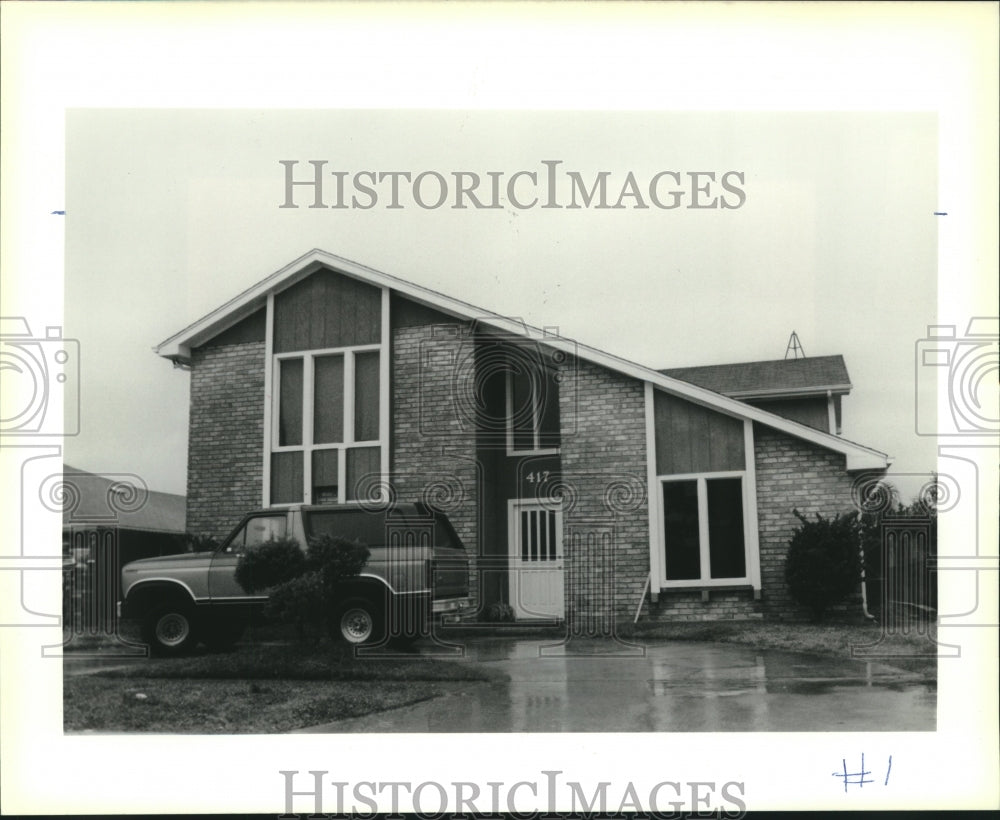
[142,603,199,656]
[334,598,385,645]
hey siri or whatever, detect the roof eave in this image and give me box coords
[729,384,853,400]
[157,249,890,471]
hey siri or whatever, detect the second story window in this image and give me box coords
[271,346,382,505]
[507,364,560,455]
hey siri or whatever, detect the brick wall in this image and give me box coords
[186,342,265,538]
[641,420,870,623]
[391,323,481,610]
[753,422,867,619]
[558,357,650,631]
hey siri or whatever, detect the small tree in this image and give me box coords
[184,532,221,554]
[235,535,369,640]
[784,509,862,622]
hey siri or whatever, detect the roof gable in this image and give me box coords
[156,249,889,471]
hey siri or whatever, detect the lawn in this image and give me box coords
[65,677,442,734]
[65,636,506,734]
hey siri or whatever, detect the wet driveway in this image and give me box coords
[297,637,935,733]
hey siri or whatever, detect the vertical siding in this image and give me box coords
[273,270,381,353]
[749,397,831,433]
[653,389,745,474]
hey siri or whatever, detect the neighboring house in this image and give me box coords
[155,249,889,625]
[660,355,851,436]
[62,465,187,612]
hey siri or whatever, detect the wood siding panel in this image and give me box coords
[201,308,266,348]
[654,389,744,475]
[273,270,381,353]
[749,397,831,433]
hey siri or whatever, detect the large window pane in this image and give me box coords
[354,351,380,442]
[707,478,746,579]
[663,480,701,580]
[510,368,535,451]
[278,358,303,446]
[270,451,303,504]
[538,366,560,448]
[314,354,344,444]
[311,449,339,505]
[346,447,381,501]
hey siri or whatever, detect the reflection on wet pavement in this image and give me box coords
[297,638,935,733]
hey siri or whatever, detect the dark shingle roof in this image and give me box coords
[62,465,186,533]
[659,355,851,398]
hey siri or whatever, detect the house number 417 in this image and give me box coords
[525,471,551,484]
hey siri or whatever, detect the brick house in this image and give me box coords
[156,249,889,626]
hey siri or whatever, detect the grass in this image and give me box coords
[65,676,442,733]
[87,640,508,683]
[65,632,507,733]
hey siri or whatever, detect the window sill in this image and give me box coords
[507,447,560,457]
[656,583,761,603]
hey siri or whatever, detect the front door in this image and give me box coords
[507,500,564,620]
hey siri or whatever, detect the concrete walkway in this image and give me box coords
[296,637,935,733]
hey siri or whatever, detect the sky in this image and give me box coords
[63,109,939,497]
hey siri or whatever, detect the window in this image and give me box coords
[271,345,383,505]
[661,474,747,584]
[507,365,560,454]
[223,514,287,554]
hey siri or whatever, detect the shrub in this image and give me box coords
[234,535,369,640]
[184,532,221,553]
[306,535,370,595]
[480,601,515,623]
[263,570,327,639]
[784,509,862,622]
[234,538,306,594]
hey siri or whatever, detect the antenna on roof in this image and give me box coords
[785,331,806,360]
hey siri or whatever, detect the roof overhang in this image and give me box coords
[728,385,853,400]
[157,249,891,472]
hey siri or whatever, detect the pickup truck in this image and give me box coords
[119,503,471,655]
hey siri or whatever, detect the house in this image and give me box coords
[660,355,851,436]
[62,465,187,625]
[155,249,889,626]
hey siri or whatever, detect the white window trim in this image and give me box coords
[505,369,560,456]
[263,298,389,506]
[656,464,760,590]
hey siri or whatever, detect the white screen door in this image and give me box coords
[508,500,564,620]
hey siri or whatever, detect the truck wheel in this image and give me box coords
[202,618,245,652]
[143,603,199,656]
[335,598,384,645]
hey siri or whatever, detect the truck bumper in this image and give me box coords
[432,596,471,615]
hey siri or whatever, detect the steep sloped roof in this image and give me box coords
[660,355,851,399]
[62,465,186,533]
[155,249,889,470]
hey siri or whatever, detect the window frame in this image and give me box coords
[505,367,560,456]
[269,343,383,506]
[657,470,755,588]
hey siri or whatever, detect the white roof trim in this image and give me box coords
[726,384,853,400]
[156,249,890,471]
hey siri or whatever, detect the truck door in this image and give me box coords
[208,512,290,600]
